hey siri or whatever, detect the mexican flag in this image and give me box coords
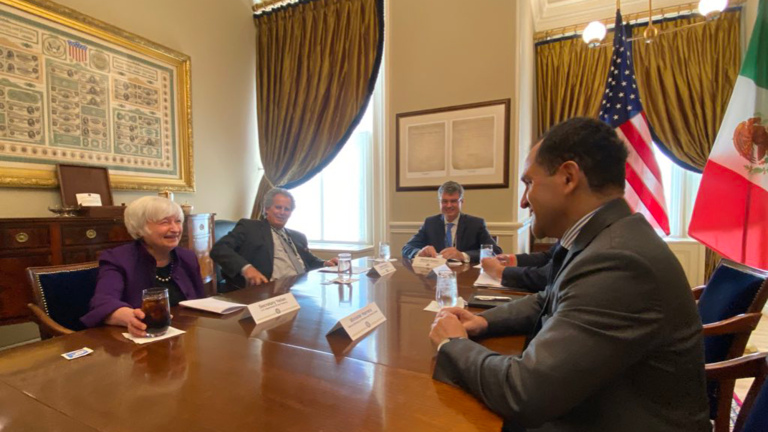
[689,0,768,270]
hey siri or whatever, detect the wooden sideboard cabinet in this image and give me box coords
[0,214,216,326]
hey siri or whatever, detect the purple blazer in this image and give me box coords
[80,240,205,328]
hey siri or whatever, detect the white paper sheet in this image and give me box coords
[122,326,185,344]
[179,298,246,314]
[473,271,504,288]
[424,297,467,312]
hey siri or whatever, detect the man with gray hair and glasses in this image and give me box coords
[211,188,337,287]
[402,181,501,263]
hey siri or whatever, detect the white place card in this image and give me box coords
[412,256,447,269]
[326,303,386,341]
[75,193,102,207]
[245,293,301,324]
[250,310,299,337]
[368,261,396,277]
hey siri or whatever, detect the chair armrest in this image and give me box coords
[702,313,762,336]
[691,286,705,300]
[706,351,768,381]
[27,303,74,338]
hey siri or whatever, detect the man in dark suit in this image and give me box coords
[481,244,557,292]
[211,188,336,288]
[429,117,710,431]
[401,181,501,263]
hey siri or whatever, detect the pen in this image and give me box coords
[475,295,512,301]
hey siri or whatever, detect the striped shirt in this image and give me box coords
[560,206,602,250]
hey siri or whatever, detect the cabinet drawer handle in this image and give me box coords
[15,232,29,243]
[199,223,204,231]
[86,229,97,239]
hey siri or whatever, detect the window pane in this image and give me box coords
[288,176,322,240]
[287,104,373,244]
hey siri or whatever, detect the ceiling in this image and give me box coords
[530,0,698,31]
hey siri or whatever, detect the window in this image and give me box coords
[652,144,702,239]
[286,106,373,245]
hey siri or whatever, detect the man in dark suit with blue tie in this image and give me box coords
[401,181,501,263]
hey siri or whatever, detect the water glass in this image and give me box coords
[378,242,391,261]
[141,288,171,337]
[338,253,352,282]
[436,270,459,309]
[479,244,495,272]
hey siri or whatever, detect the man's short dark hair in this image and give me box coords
[536,117,628,192]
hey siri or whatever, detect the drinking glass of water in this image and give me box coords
[436,270,458,309]
[378,242,391,261]
[337,253,352,282]
[479,244,495,272]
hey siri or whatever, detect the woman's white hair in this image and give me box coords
[124,196,184,239]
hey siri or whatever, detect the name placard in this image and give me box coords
[368,261,396,278]
[412,256,447,269]
[327,303,386,341]
[245,293,301,324]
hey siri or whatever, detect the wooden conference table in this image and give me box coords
[0,259,529,432]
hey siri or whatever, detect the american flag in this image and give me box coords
[67,40,88,63]
[598,10,670,235]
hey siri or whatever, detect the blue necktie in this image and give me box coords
[445,222,454,249]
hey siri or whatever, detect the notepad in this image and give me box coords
[179,298,246,314]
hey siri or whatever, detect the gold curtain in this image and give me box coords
[251,0,383,218]
[536,37,612,137]
[536,9,741,171]
[632,11,741,170]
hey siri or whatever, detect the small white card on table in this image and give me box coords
[245,293,301,324]
[412,256,447,269]
[368,261,396,277]
[327,302,386,341]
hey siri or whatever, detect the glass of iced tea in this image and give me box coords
[141,288,171,337]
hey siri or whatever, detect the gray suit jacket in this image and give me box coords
[433,199,710,431]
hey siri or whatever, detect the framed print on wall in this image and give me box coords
[0,0,193,191]
[396,99,510,191]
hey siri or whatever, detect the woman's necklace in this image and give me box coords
[155,256,174,283]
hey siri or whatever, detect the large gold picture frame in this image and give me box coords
[0,0,193,191]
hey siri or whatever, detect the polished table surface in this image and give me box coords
[0,259,528,432]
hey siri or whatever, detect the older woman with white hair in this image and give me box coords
[80,196,205,336]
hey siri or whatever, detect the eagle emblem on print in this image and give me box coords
[734,117,768,173]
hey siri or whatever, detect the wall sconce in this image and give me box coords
[582,21,607,45]
[698,0,728,18]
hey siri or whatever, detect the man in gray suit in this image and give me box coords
[429,117,710,432]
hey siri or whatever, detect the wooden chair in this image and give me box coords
[706,352,768,432]
[213,219,238,293]
[26,262,100,340]
[694,259,768,430]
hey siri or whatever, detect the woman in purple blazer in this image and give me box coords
[80,196,205,336]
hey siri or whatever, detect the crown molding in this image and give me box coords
[531,0,699,31]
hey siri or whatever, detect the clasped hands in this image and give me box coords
[480,254,518,280]
[429,307,488,350]
[242,258,339,287]
[418,245,464,261]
